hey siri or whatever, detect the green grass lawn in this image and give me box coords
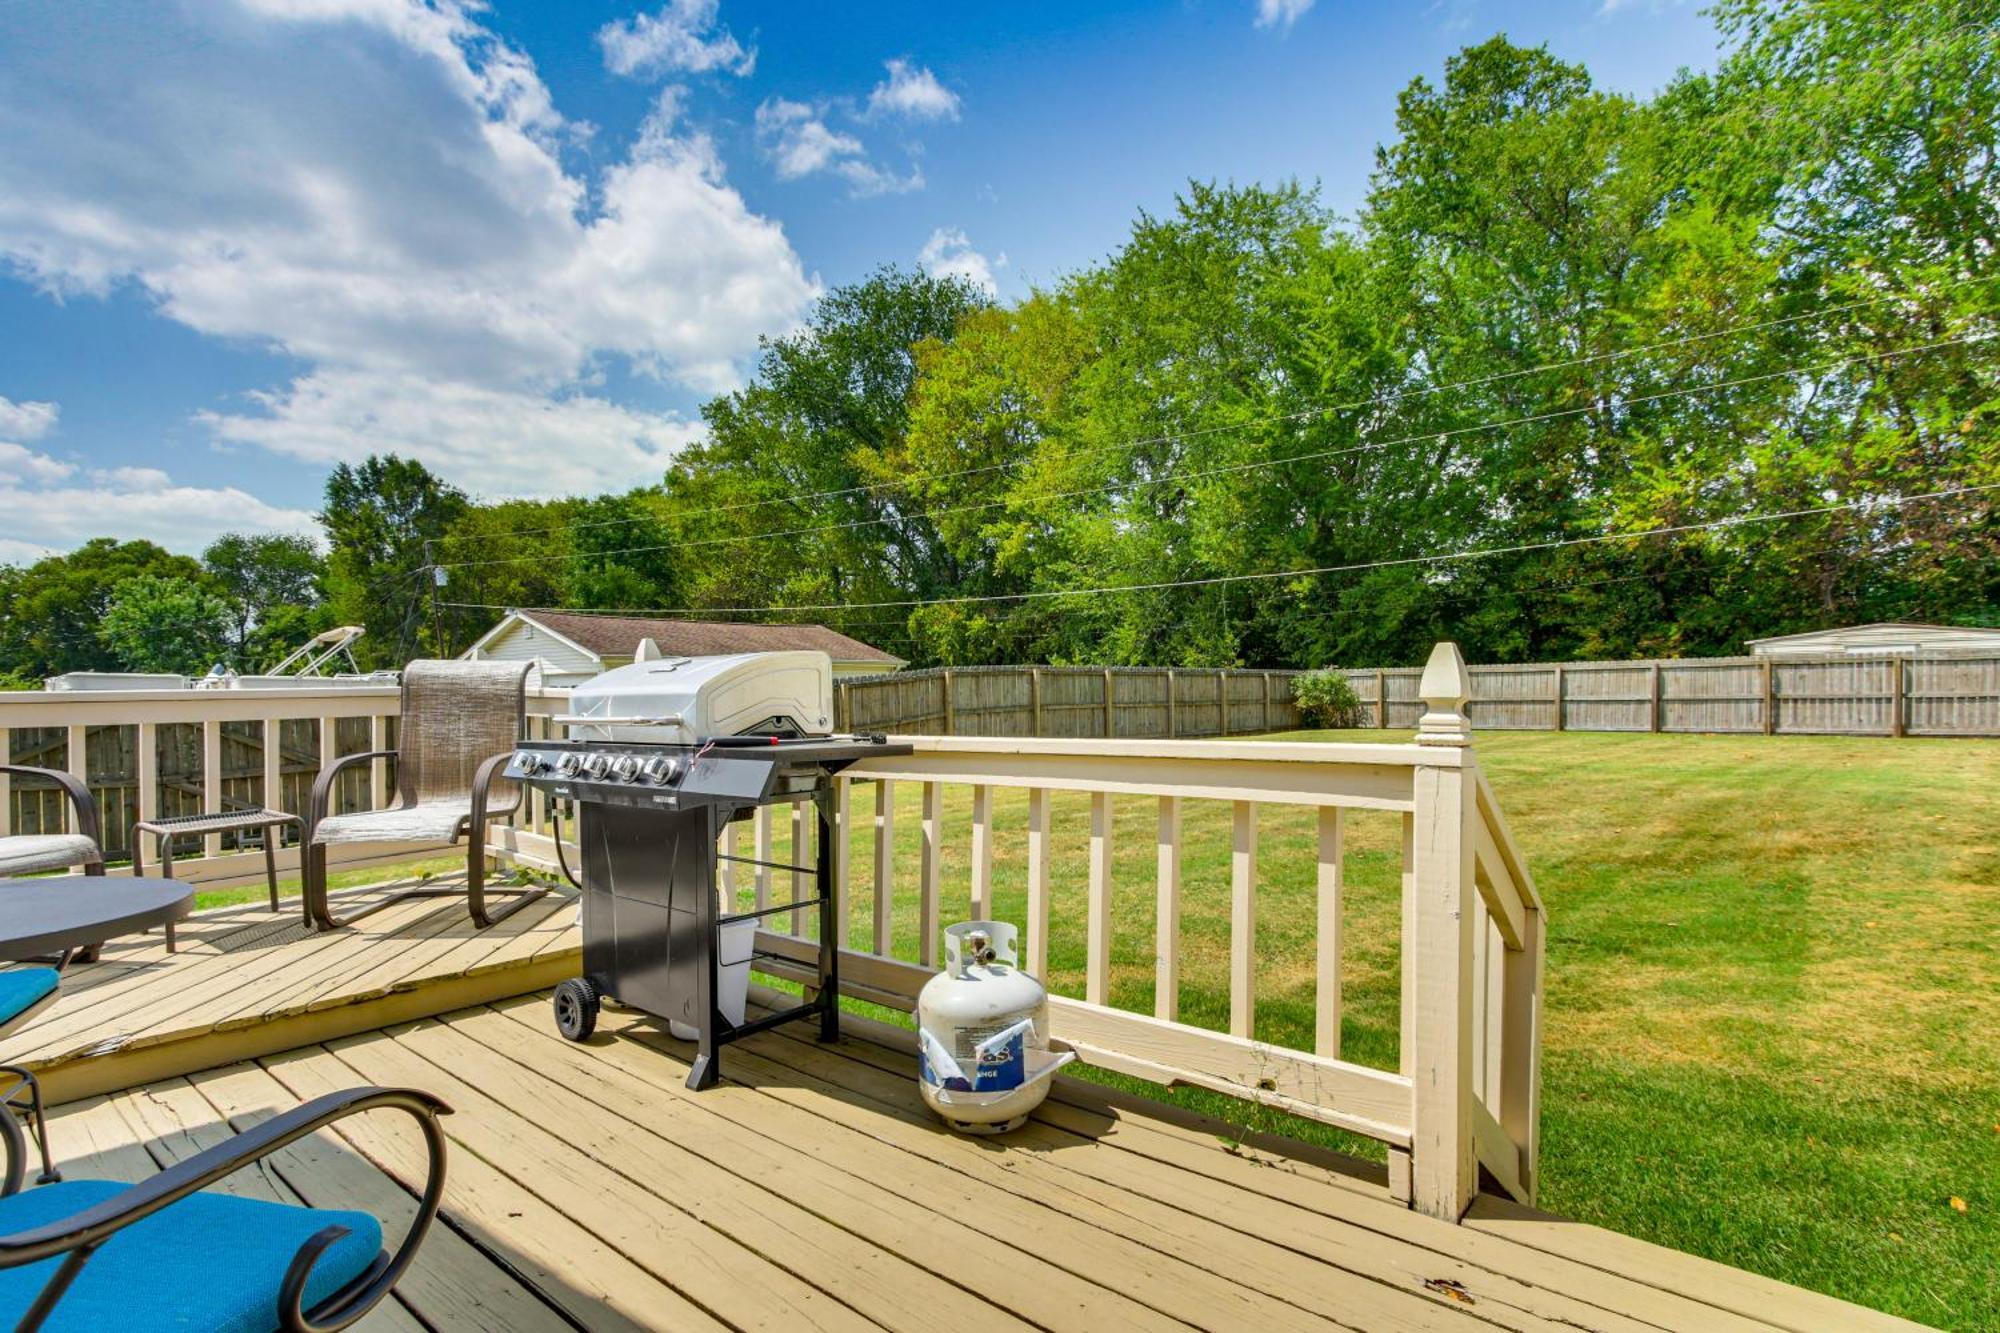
[189,853,475,912]
[741,728,1995,1330]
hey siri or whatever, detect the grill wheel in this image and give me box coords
[553,976,602,1042]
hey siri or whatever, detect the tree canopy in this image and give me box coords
[4,0,1995,678]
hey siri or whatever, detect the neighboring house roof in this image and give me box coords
[468,610,906,667]
[1746,621,2000,648]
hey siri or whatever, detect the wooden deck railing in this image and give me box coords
[0,682,571,889]
[826,642,1539,1220]
[3,648,1540,1221]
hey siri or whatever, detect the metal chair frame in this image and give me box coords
[0,1085,450,1333]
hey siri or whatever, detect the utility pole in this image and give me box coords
[424,540,448,657]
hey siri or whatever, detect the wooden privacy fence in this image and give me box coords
[1339,652,2000,737]
[837,665,1305,738]
[499,642,1546,1222]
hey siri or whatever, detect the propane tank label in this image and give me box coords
[955,1023,1025,1091]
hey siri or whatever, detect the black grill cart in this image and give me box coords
[506,736,907,1089]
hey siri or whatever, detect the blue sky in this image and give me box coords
[0,0,1721,563]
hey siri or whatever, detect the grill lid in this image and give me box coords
[557,651,833,745]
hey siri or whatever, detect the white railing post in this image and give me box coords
[872,782,895,954]
[66,725,87,840]
[1025,788,1050,978]
[969,785,993,920]
[832,778,851,950]
[1154,795,1180,1021]
[1086,792,1112,1005]
[790,800,808,936]
[367,714,389,812]
[199,720,223,857]
[1408,642,1479,1221]
[1315,806,1343,1058]
[1229,800,1257,1038]
[919,782,943,964]
[1500,901,1544,1204]
[0,726,12,838]
[261,715,282,817]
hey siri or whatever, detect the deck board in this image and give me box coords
[4,875,1931,1333]
[0,877,580,1103]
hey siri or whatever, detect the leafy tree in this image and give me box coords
[0,540,207,683]
[202,532,325,667]
[668,266,993,661]
[321,455,469,666]
[96,575,234,675]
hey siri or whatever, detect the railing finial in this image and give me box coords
[1416,641,1473,747]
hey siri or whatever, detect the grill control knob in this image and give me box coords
[554,753,583,778]
[579,753,609,779]
[608,755,640,782]
[512,750,543,775]
[640,756,679,786]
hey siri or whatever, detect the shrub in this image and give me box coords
[1292,668,1364,729]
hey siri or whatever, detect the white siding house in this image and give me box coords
[1746,621,2000,657]
[463,610,907,688]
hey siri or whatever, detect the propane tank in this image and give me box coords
[917,921,1074,1134]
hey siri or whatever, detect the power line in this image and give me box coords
[439,481,1998,620]
[431,330,1995,572]
[437,285,1974,546]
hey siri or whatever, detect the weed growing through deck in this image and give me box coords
[743,729,1997,1330]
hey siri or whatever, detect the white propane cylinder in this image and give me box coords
[916,921,1074,1134]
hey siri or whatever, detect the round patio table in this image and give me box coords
[0,877,194,962]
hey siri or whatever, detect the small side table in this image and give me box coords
[131,809,303,912]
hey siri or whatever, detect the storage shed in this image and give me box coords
[462,610,906,688]
[1745,621,2000,657]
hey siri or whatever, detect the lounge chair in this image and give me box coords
[302,660,542,931]
[0,771,103,881]
[0,1084,448,1331]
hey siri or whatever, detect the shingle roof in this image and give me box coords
[517,611,904,665]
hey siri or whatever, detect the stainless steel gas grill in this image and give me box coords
[504,652,907,1089]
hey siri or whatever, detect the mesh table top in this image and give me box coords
[133,808,302,835]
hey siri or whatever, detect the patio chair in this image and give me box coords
[0,1084,448,1331]
[0,770,103,881]
[0,969,61,1190]
[303,659,542,932]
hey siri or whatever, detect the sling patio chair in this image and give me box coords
[302,659,543,932]
[0,969,61,1191]
[0,771,103,882]
[0,1084,449,1331]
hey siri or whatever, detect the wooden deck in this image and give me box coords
[8,886,1928,1332]
[0,874,580,1104]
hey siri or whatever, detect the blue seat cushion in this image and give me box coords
[0,1180,383,1332]
[0,970,57,1027]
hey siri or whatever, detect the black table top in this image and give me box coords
[0,876,195,959]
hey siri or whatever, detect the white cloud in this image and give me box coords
[917,228,1001,297]
[0,468,317,562]
[0,0,814,497]
[754,98,923,197]
[1254,0,1315,30]
[598,0,755,79]
[865,60,960,122]
[201,370,707,498]
[0,442,76,486]
[0,397,59,442]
